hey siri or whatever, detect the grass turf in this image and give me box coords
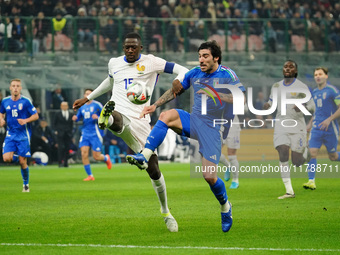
[0,161,339,254]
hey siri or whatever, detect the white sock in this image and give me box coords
[221,200,231,213]
[229,155,239,183]
[151,173,169,214]
[280,161,294,194]
[142,148,154,161]
[219,153,230,166]
[107,115,114,127]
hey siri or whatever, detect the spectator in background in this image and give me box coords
[330,20,340,51]
[77,7,95,48]
[38,0,53,17]
[54,101,74,168]
[65,1,77,17]
[52,85,67,109]
[103,130,128,156]
[32,119,56,164]
[167,19,184,52]
[11,16,26,53]
[0,17,12,51]
[103,18,119,54]
[1,0,13,16]
[309,21,324,51]
[98,7,109,33]
[265,21,277,53]
[174,0,193,19]
[35,12,50,53]
[52,11,67,34]
[53,1,67,16]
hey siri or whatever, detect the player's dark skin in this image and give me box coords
[73,37,161,180]
[263,61,306,166]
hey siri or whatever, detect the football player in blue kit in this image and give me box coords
[127,41,246,232]
[72,89,112,181]
[0,79,39,192]
[303,67,340,190]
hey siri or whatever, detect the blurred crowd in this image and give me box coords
[0,0,340,54]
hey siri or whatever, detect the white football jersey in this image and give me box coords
[108,54,169,122]
[268,78,312,134]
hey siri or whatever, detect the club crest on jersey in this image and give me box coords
[18,103,23,110]
[90,106,93,112]
[323,92,327,99]
[136,64,145,74]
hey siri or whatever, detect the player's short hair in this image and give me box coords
[284,59,298,78]
[314,67,328,75]
[124,32,142,43]
[85,88,94,93]
[10,78,21,84]
[198,40,222,64]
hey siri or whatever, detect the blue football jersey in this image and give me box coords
[182,65,245,131]
[76,100,104,137]
[0,96,37,140]
[312,84,340,132]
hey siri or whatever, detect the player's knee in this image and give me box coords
[292,158,302,167]
[204,177,216,186]
[93,153,101,161]
[3,156,12,163]
[159,110,177,125]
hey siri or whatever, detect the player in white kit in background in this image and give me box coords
[263,60,314,199]
[73,32,189,232]
[220,115,241,189]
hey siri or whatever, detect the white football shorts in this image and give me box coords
[273,132,306,153]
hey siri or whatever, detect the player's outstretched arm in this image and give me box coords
[17,112,39,125]
[140,85,182,118]
[73,97,89,110]
[319,105,340,131]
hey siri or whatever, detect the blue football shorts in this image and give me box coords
[176,109,222,164]
[309,128,339,153]
[3,136,31,157]
[79,134,103,152]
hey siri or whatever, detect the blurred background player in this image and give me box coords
[127,41,246,232]
[263,60,314,199]
[0,78,39,192]
[72,89,111,181]
[73,32,188,232]
[220,115,241,189]
[303,67,340,190]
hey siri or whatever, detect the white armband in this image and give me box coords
[87,77,113,100]
[172,63,189,83]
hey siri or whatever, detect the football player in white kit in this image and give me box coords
[263,60,314,199]
[73,32,189,232]
[220,115,241,189]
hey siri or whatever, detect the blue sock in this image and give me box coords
[13,154,19,163]
[104,155,108,162]
[21,167,29,185]
[84,164,92,176]
[210,178,228,205]
[145,120,169,151]
[308,158,317,180]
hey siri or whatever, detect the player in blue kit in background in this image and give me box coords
[0,79,39,192]
[303,67,340,190]
[72,89,112,181]
[127,41,246,232]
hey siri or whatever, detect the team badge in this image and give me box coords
[323,92,327,99]
[136,64,145,74]
[18,103,23,110]
[90,106,93,112]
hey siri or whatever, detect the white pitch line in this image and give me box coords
[1,243,340,252]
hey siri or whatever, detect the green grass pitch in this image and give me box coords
[0,161,340,255]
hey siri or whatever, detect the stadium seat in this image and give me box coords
[108,145,122,164]
[93,34,106,51]
[46,33,73,51]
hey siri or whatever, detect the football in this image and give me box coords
[126,82,150,105]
